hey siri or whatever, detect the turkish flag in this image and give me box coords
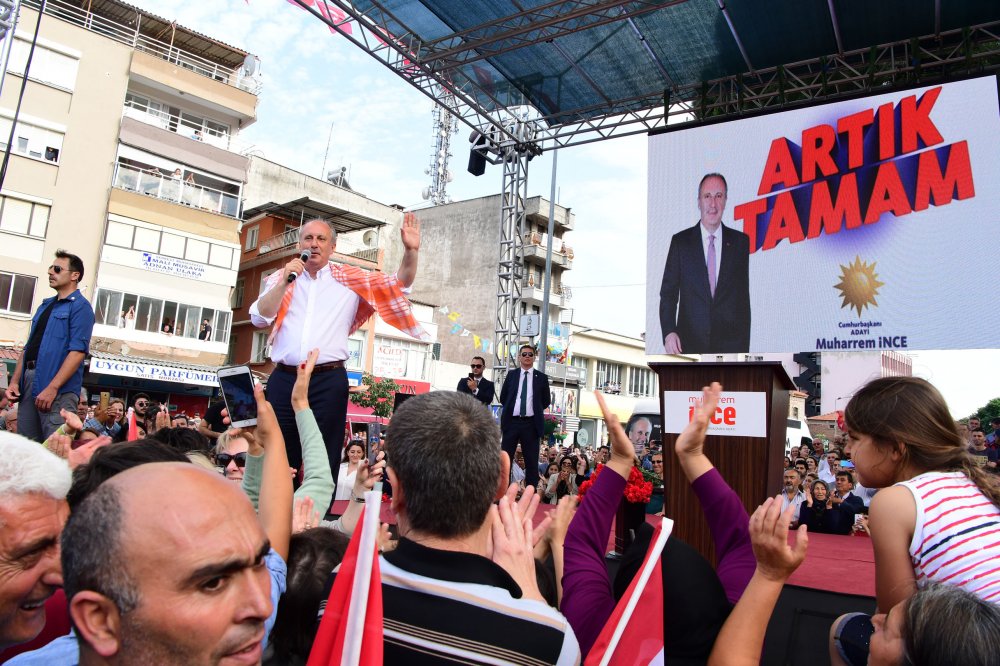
[585,520,672,666]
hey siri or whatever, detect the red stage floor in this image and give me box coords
[334,499,876,598]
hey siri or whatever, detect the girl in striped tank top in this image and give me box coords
[831,377,1000,666]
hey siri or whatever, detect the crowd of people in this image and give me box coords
[5,240,1000,664]
[4,373,999,664]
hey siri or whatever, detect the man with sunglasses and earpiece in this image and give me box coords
[4,251,94,442]
[499,344,551,489]
[456,355,495,406]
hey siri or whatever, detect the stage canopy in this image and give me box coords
[296,0,1000,150]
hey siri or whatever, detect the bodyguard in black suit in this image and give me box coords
[659,173,751,354]
[499,344,551,488]
[456,355,495,405]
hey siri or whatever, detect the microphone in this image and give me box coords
[287,250,311,283]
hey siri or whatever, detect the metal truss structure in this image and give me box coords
[492,144,529,385]
[292,1,1000,152]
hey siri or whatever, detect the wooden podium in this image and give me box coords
[650,361,794,564]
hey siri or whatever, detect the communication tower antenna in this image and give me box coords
[421,85,458,204]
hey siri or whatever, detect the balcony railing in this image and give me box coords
[24,0,262,95]
[113,164,240,219]
[258,228,380,263]
[123,102,247,153]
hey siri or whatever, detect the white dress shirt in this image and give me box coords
[700,222,723,285]
[511,368,535,417]
[249,267,359,365]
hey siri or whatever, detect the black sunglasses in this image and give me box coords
[215,452,247,468]
[470,363,484,368]
[48,265,65,274]
[520,351,534,357]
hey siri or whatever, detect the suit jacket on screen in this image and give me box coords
[658,222,751,354]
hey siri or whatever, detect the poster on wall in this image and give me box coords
[646,75,1000,355]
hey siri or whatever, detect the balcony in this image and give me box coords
[25,0,261,95]
[123,102,246,154]
[522,232,573,269]
[113,164,240,219]
[521,278,572,308]
[257,228,379,264]
[525,197,574,231]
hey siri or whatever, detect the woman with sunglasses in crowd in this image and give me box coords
[215,429,250,483]
[545,454,580,504]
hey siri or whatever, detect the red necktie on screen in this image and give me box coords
[708,234,717,297]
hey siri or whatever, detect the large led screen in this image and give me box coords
[646,75,1000,355]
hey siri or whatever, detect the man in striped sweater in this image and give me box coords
[322,391,580,664]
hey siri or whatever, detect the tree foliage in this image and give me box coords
[349,373,400,419]
[971,397,1000,433]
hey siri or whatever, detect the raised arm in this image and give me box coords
[708,498,808,666]
[291,349,335,512]
[561,391,636,655]
[253,383,294,560]
[396,212,420,287]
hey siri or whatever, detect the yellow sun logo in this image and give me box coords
[835,256,885,316]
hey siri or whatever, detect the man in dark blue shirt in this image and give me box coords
[4,251,94,441]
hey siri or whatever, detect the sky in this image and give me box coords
[126,0,998,418]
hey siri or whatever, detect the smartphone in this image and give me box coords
[216,365,258,428]
[367,436,380,466]
[99,391,110,414]
[468,373,475,380]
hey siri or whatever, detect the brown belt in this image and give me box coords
[275,361,345,374]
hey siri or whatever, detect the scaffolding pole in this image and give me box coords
[493,143,529,387]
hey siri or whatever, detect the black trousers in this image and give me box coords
[501,418,541,488]
[265,367,348,492]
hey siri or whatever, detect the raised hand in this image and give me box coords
[291,348,319,412]
[594,390,634,479]
[488,494,542,601]
[400,212,420,251]
[674,382,723,483]
[292,496,321,534]
[750,497,808,582]
[60,407,84,434]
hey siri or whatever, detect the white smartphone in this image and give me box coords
[216,365,258,428]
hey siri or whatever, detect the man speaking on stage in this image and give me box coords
[249,214,426,487]
[659,172,751,354]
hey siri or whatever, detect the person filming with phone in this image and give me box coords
[457,355,494,406]
[248,215,427,487]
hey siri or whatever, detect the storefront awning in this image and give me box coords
[88,351,219,387]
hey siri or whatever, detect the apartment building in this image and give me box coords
[0,0,259,415]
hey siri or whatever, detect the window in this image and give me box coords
[160,233,186,258]
[259,269,276,296]
[95,288,231,343]
[8,39,80,90]
[0,115,64,163]
[133,227,159,252]
[0,272,35,314]
[209,244,233,268]
[347,337,363,370]
[214,312,231,343]
[628,366,655,398]
[595,360,623,392]
[185,239,209,264]
[231,279,245,309]
[0,195,49,238]
[251,331,269,363]
[105,221,133,248]
[245,226,258,251]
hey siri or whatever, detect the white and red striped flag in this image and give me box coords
[307,489,383,666]
[585,518,673,666]
[126,407,138,441]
